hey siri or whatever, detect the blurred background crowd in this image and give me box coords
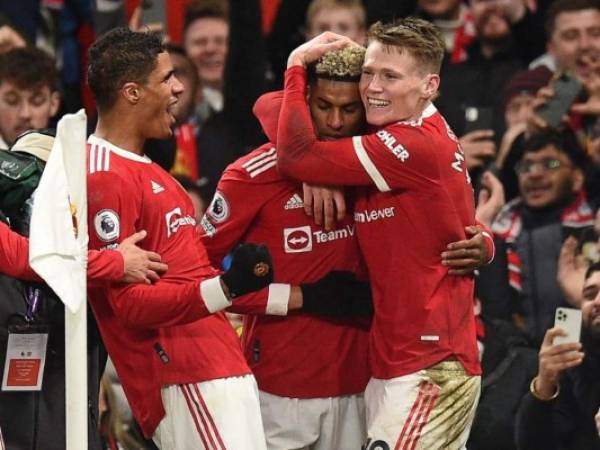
[0,0,600,449]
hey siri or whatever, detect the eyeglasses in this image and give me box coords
[514,158,572,175]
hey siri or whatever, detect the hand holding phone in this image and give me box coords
[536,73,583,128]
[553,307,582,345]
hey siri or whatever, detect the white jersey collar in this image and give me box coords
[397,102,437,126]
[88,134,152,164]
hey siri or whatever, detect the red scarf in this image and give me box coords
[491,191,594,293]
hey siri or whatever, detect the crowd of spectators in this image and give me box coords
[0,0,600,449]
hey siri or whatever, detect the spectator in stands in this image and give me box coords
[541,0,600,84]
[526,1,600,201]
[515,260,600,450]
[304,0,367,45]
[435,0,526,183]
[479,128,594,344]
[0,47,60,148]
[161,43,240,199]
[496,67,554,201]
[415,0,476,63]
[183,0,229,120]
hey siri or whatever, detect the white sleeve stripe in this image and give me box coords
[199,276,232,313]
[249,160,277,178]
[266,284,290,315]
[242,147,276,168]
[482,231,495,263]
[352,136,391,192]
[245,153,277,172]
[103,146,110,171]
[96,145,104,174]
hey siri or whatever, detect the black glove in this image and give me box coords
[301,271,373,318]
[221,243,274,298]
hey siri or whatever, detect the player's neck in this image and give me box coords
[95,114,145,156]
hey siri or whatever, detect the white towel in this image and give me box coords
[29,110,88,313]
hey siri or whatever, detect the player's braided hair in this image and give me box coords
[87,28,164,111]
[308,46,366,83]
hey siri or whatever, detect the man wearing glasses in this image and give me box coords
[479,127,594,345]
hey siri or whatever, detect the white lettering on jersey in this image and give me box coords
[354,207,395,223]
[376,130,410,162]
[94,209,120,242]
[165,207,196,237]
[451,147,472,184]
[313,225,355,243]
[283,226,313,253]
[200,215,216,237]
[451,151,465,172]
[207,191,230,223]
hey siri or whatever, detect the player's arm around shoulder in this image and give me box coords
[356,124,439,192]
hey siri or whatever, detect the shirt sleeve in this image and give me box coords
[87,250,124,285]
[200,168,291,316]
[227,284,290,316]
[200,172,270,266]
[0,218,125,284]
[108,274,232,328]
[475,219,495,264]
[276,66,439,192]
[253,90,283,144]
[0,221,38,281]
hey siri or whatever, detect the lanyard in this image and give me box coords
[24,287,41,322]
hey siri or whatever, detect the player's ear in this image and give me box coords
[421,73,439,100]
[122,82,142,105]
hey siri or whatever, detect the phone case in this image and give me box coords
[536,74,583,128]
[464,107,493,133]
[553,307,582,345]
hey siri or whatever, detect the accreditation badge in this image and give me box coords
[2,332,48,391]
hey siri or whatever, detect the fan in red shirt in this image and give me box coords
[85,28,274,450]
[276,19,485,450]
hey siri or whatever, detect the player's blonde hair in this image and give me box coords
[312,45,365,81]
[368,18,445,74]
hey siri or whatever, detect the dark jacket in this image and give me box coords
[478,195,594,344]
[468,319,538,450]
[515,333,600,450]
[0,275,106,450]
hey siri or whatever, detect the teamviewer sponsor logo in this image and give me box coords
[283,226,312,253]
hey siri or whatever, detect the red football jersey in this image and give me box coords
[200,144,371,398]
[0,220,123,283]
[86,135,254,437]
[275,67,481,379]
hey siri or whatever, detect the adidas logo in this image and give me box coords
[284,193,304,210]
[151,180,165,194]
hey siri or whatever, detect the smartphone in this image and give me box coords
[536,73,583,128]
[553,307,582,345]
[464,106,493,133]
